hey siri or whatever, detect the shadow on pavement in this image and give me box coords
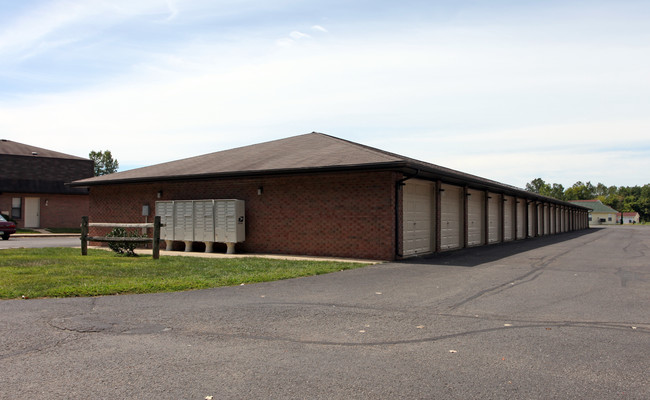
[401,228,602,267]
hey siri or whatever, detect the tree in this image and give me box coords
[549,183,565,201]
[525,178,564,200]
[564,181,596,200]
[89,150,119,176]
[525,178,551,194]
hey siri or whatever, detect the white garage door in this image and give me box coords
[441,184,463,250]
[516,199,526,239]
[503,195,515,241]
[543,204,550,235]
[550,205,556,234]
[467,189,484,247]
[528,202,536,238]
[403,179,434,256]
[487,192,501,243]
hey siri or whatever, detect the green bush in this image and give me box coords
[106,227,142,257]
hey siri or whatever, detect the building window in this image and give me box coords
[588,215,592,221]
[11,198,22,219]
[608,216,612,221]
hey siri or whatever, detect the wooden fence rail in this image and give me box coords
[80,216,162,259]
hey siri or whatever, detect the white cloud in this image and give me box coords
[1,0,648,188]
[163,0,180,22]
[289,31,311,40]
[0,0,185,60]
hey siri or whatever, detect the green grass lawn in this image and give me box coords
[0,248,368,299]
[15,228,81,234]
[16,228,40,234]
[46,228,81,234]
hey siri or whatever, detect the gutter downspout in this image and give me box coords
[395,169,420,259]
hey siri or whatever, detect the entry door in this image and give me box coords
[25,197,40,228]
[403,180,434,256]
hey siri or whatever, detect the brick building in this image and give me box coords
[72,133,589,260]
[0,139,94,229]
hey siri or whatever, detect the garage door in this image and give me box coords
[516,199,526,239]
[543,204,550,235]
[441,184,463,250]
[528,202,536,238]
[403,179,434,256]
[467,189,484,247]
[487,192,501,243]
[550,205,556,234]
[503,195,515,241]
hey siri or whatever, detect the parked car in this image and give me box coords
[0,214,17,240]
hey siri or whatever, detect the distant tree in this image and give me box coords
[549,183,565,201]
[526,179,650,222]
[564,181,596,200]
[525,178,551,194]
[89,150,119,176]
[525,178,564,200]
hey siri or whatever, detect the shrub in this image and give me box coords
[106,227,142,257]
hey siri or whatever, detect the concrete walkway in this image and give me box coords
[110,246,381,264]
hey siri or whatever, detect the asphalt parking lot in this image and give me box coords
[1,226,648,399]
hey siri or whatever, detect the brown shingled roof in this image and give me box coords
[0,139,89,160]
[70,132,590,208]
[73,132,405,185]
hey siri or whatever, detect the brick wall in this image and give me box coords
[0,193,88,228]
[40,194,89,228]
[88,170,399,260]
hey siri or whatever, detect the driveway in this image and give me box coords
[1,226,648,399]
[0,235,79,249]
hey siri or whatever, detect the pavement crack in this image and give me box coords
[448,269,544,310]
[448,239,589,311]
[200,320,647,347]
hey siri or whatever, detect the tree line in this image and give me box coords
[525,178,650,222]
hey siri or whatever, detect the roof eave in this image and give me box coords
[70,161,409,187]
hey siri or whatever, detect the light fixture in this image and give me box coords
[157,190,163,198]
[257,186,263,195]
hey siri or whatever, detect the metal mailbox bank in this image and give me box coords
[156,199,245,254]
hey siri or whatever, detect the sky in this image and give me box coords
[1,0,649,189]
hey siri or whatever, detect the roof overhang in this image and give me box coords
[71,160,590,210]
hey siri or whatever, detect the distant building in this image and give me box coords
[0,140,94,229]
[617,212,640,224]
[568,199,619,226]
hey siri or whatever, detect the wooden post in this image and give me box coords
[81,216,88,256]
[153,216,161,260]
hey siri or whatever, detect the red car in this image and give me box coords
[1,214,17,240]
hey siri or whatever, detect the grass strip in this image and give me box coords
[0,248,367,299]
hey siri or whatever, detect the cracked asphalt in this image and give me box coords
[1,226,649,399]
